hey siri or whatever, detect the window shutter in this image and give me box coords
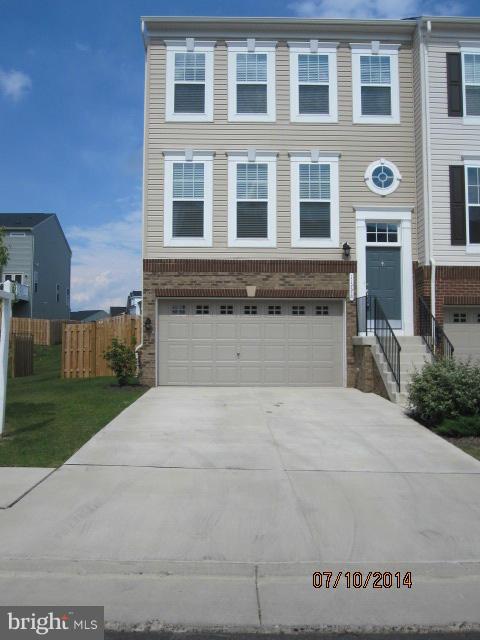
[449,165,466,245]
[446,53,463,117]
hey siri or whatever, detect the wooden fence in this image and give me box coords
[9,333,34,377]
[10,318,64,345]
[62,315,141,378]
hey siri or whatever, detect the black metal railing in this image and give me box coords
[418,296,454,359]
[356,295,401,392]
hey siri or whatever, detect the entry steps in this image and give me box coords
[372,336,432,406]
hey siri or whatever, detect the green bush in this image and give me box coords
[435,415,480,438]
[408,357,480,426]
[103,338,137,386]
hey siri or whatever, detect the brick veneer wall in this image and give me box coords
[414,264,480,326]
[141,259,357,387]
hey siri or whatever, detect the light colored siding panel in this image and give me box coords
[144,40,417,260]
[428,33,480,264]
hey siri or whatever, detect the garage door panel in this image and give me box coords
[158,299,344,386]
[444,307,480,363]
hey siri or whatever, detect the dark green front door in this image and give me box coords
[366,247,402,328]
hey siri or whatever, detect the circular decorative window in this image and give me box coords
[365,159,401,196]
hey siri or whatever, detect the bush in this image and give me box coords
[435,415,480,438]
[103,338,137,386]
[408,357,480,426]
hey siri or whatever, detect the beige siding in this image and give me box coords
[144,38,417,260]
[428,32,480,264]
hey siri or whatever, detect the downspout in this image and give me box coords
[135,19,149,374]
[419,18,436,315]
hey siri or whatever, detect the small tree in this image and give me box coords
[103,338,136,386]
[0,227,9,269]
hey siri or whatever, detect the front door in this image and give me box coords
[366,247,401,328]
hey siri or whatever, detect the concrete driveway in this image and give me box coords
[0,388,479,632]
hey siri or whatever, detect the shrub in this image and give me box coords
[103,338,137,386]
[435,415,480,438]
[408,357,480,426]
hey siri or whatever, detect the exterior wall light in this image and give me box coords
[342,242,351,259]
[144,317,152,332]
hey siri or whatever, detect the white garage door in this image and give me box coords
[444,307,480,363]
[157,299,344,386]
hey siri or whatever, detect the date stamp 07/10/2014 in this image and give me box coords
[312,571,413,590]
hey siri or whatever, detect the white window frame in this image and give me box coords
[290,152,340,248]
[364,158,402,195]
[459,42,480,124]
[226,40,276,122]
[464,161,480,253]
[351,43,400,125]
[288,41,338,123]
[165,40,215,122]
[227,151,277,247]
[163,150,214,247]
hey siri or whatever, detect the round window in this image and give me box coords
[365,159,401,195]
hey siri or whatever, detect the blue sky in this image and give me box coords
[0,0,477,310]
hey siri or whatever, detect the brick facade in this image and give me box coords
[414,264,480,326]
[140,258,357,387]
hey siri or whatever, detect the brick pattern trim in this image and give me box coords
[156,288,247,297]
[256,288,347,298]
[444,296,480,306]
[155,288,348,299]
[145,258,356,274]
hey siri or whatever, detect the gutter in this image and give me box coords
[418,17,436,315]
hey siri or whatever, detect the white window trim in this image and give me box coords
[364,158,402,195]
[163,150,214,247]
[227,151,277,248]
[350,43,400,125]
[464,162,480,253]
[165,40,215,122]
[290,152,340,248]
[226,40,276,122]
[459,42,480,125]
[355,207,414,335]
[288,41,338,123]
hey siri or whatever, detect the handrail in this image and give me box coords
[418,296,454,359]
[356,295,401,392]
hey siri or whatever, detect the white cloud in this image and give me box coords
[288,0,464,18]
[68,209,141,311]
[0,68,32,101]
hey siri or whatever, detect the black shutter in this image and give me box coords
[446,53,463,117]
[449,165,466,245]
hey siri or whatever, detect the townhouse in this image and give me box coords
[139,15,480,393]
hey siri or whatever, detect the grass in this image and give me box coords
[0,345,147,467]
[446,437,480,461]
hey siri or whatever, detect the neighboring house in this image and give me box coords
[126,290,142,315]
[0,213,71,320]
[110,306,127,317]
[413,17,480,362]
[70,309,109,322]
[140,16,420,389]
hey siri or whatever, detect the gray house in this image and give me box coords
[0,213,71,320]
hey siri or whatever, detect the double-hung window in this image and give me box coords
[163,151,213,247]
[351,44,400,124]
[227,152,277,247]
[466,165,480,246]
[165,40,215,121]
[227,40,276,122]
[288,41,338,122]
[462,45,480,119]
[290,153,340,248]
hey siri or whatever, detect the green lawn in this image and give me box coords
[446,438,480,462]
[0,345,147,467]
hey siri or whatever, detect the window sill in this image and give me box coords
[466,244,480,253]
[228,238,276,248]
[165,113,213,122]
[228,113,276,123]
[291,239,338,248]
[463,116,480,125]
[291,113,338,123]
[353,116,400,125]
[164,238,212,248]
